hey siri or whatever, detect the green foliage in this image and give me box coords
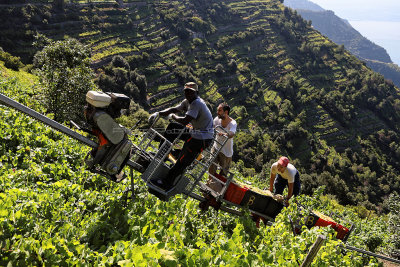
[33,37,95,122]
[387,192,400,257]
[111,55,130,71]
[0,48,24,71]
[0,64,392,266]
[0,0,399,211]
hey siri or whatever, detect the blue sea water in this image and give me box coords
[349,21,400,65]
[309,0,400,66]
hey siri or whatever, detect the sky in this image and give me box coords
[309,0,400,21]
[309,0,400,65]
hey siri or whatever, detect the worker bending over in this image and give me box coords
[269,156,301,206]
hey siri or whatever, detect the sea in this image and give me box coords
[309,0,400,66]
[349,21,400,65]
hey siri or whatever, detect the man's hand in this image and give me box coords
[284,196,291,207]
[148,112,159,124]
[167,113,175,121]
[284,198,289,207]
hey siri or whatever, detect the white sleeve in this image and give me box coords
[229,120,237,135]
[213,117,220,127]
[287,165,297,183]
[271,162,278,174]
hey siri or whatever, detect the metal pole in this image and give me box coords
[130,167,135,200]
[0,93,97,148]
[345,245,400,264]
[0,93,140,170]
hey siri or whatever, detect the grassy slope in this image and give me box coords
[0,63,392,265]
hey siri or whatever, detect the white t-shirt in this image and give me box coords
[213,117,237,157]
[271,162,297,183]
[175,97,214,139]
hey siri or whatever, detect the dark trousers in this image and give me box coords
[162,123,212,188]
[274,171,301,196]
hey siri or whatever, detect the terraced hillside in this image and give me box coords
[284,0,400,88]
[1,63,393,266]
[1,0,400,209]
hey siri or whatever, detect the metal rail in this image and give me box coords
[345,245,400,264]
[0,92,139,169]
[187,191,274,225]
[0,93,98,147]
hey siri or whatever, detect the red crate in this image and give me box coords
[214,174,248,205]
[313,215,350,240]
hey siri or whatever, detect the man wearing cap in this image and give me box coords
[269,156,301,206]
[148,82,214,191]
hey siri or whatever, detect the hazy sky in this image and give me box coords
[309,0,400,21]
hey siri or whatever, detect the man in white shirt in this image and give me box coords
[209,103,237,177]
[269,156,301,206]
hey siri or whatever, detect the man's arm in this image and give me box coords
[287,182,294,200]
[159,107,179,117]
[227,131,235,138]
[219,121,236,138]
[285,182,294,206]
[171,114,194,125]
[217,131,234,138]
[269,172,275,192]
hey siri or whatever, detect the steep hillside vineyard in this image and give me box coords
[0,0,399,212]
[0,61,393,266]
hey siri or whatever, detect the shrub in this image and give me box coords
[215,63,225,77]
[0,48,24,71]
[33,37,95,122]
[111,55,130,71]
[388,192,400,258]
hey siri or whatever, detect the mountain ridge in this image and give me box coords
[284,0,400,88]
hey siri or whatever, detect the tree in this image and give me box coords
[228,59,237,73]
[53,0,65,12]
[0,48,24,71]
[388,192,400,257]
[130,69,148,106]
[215,63,225,77]
[34,38,95,122]
[113,67,129,91]
[111,55,130,71]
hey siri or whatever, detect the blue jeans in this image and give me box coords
[274,172,301,196]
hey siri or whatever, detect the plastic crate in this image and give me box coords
[214,174,248,204]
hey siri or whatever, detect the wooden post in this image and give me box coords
[300,235,326,267]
